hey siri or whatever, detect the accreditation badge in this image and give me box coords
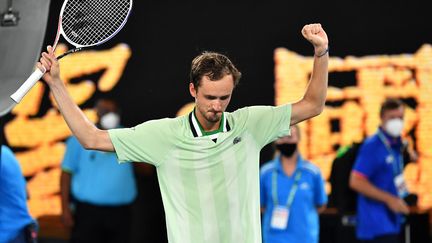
[394,174,409,198]
[270,205,289,230]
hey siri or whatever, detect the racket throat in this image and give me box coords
[57,47,83,60]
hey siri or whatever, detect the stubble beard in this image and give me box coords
[206,112,221,123]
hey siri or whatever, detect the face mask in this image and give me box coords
[100,112,120,129]
[384,118,404,137]
[276,143,297,157]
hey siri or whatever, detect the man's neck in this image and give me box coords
[281,153,298,177]
[379,126,401,146]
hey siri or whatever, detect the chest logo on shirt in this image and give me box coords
[385,155,394,164]
[233,136,242,144]
[300,182,310,190]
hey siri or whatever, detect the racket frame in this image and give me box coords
[10,0,133,103]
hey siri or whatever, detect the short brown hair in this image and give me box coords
[190,52,241,88]
[380,98,404,117]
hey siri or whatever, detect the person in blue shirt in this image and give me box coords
[350,98,410,243]
[260,125,327,243]
[0,145,38,243]
[60,99,137,243]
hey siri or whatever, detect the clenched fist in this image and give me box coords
[301,23,329,56]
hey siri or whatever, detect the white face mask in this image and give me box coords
[384,118,404,137]
[100,112,120,129]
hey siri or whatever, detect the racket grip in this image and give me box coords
[10,68,45,103]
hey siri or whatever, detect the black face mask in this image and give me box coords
[276,143,297,157]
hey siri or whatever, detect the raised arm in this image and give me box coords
[38,46,114,151]
[290,23,329,125]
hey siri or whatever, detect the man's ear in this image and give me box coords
[189,82,197,98]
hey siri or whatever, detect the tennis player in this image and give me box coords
[38,23,328,243]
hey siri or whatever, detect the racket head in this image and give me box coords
[59,0,133,48]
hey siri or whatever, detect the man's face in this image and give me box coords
[381,106,404,126]
[189,74,234,124]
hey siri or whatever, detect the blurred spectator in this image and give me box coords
[260,125,327,243]
[60,99,137,243]
[0,145,38,243]
[349,98,414,243]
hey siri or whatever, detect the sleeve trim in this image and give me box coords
[352,170,368,179]
[61,167,73,174]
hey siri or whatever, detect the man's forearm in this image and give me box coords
[350,173,394,204]
[49,80,99,149]
[303,47,329,114]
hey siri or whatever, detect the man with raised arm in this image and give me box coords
[38,23,328,243]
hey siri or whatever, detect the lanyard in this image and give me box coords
[272,168,302,207]
[377,131,403,176]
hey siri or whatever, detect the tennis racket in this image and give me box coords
[10,0,133,103]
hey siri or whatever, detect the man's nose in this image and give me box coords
[212,100,222,111]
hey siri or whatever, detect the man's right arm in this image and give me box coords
[38,46,114,152]
[349,172,409,214]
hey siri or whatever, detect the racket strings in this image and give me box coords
[61,0,131,46]
[67,0,128,44]
[70,0,127,39]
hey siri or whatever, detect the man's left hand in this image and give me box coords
[301,23,329,54]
